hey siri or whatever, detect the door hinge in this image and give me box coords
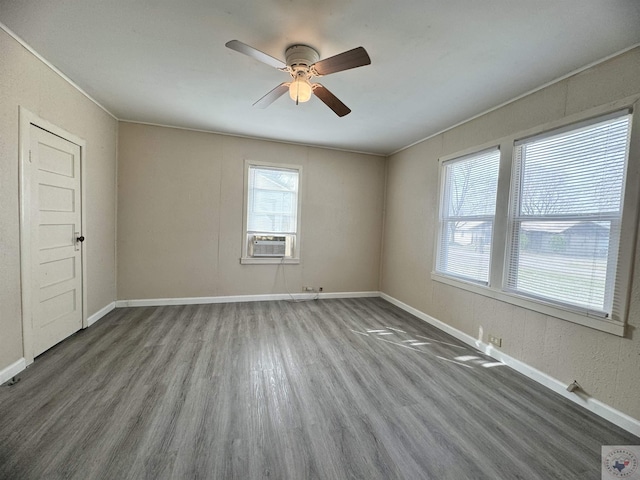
[29,150,32,163]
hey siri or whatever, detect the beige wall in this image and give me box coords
[381,47,640,420]
[117,122,385,300]
[0,29,118,370]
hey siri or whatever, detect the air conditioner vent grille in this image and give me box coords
[252,235,287,257]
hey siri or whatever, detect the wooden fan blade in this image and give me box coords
[253,83,290,108]
[225,40,286,69]
[312,47,371,76]
[313,84,351,117]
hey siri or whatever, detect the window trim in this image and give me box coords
[431,96,640,336]
[240,160,302,265]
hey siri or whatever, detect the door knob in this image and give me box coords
[76,236,85,242]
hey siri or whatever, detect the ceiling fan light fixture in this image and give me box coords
[288,76,312,103]
[226,40,371,116]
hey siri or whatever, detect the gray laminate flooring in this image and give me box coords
[1,298,637,479]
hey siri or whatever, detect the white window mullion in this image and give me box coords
[491,143,512,289]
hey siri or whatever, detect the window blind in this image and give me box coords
[506,112,631,316]
[436,148,500,284]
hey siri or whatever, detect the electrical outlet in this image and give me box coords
[303,286,314,292]
[488,334,502,347]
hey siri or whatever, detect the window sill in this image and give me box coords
[430,272,625,337]
[240,257,300,265]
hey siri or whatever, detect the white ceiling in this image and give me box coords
[1,1,639,155]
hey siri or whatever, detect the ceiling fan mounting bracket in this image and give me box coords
[285,45,320,68]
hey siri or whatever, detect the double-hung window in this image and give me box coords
[506,112,631,318]
[242,162,301,263]
[433,108,636,334]
[436,148,500,284]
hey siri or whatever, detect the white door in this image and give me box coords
[30,125,83,357]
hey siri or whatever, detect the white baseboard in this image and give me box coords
[318,291,381,299]
[0,358,26,385]
[87,302,116,327]
[380,292,640,437]
[115,291,380,308]
[0,302,115,383]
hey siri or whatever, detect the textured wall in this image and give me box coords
[381,47,640,420]
[0,29,117,370]
[117,122,385,299]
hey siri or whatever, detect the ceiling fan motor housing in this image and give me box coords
[285,45,320,68]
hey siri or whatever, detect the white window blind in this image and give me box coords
[506,112,631,316]
[247,166,299,234]
[436,148,500,284]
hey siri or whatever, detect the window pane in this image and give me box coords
[248,166,299,234]
[436,148,500,284]
[507,114,630,314]
[510,220,610,310]
[518,117,628,216]
[445,151,500,217]
[439,220,494,282]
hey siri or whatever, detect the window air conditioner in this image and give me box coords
[252,235,287,257]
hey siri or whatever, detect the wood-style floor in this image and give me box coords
[1,298,637,479]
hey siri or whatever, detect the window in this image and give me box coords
[436,148,500,284]
[242,162,301,263]
[506,112,631,317]
[432,107,637,334]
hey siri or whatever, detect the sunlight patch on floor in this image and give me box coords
[349,324,500,370]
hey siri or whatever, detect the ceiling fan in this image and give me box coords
[225,40,371,117]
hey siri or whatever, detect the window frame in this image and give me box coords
[504,111,630,318]
[431,97,640,336]
[240,160,302,265]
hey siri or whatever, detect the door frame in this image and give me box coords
[19,107,88,366]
